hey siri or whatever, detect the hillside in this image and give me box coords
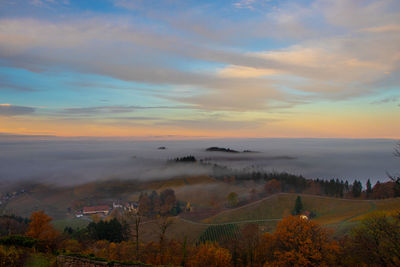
[201,193,400,233]
[4,179,400,242]
[129,193,400,243]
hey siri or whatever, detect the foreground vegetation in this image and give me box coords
[1,200,400,266]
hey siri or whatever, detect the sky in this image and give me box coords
[0,0,399,139]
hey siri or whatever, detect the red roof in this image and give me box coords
[83,205,109,213]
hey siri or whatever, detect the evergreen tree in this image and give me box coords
[366,179,372,198]
[87,218,128,242]
[345,181,349,192]
[340,180,344,198]
[293,196,303,215]
[227,192,238,207]
[352,180,362,198]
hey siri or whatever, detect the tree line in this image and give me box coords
[230,171,400,199]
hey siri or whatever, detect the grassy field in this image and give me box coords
[52,217,91,231]
[202,193,400,229]
[138,217,208,243]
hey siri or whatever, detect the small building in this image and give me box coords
[113,202,123,209]
[124,202,138,214]
[300,210,312,220]
[186,201,192,212]
[83,205,110,215]
[300,214,309,220]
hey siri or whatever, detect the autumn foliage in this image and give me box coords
[25,211,60,250]
[3,208,400,266]
[340,212,400,266]
[265,215,339,266]
[264,179,282,195]
[187,242,232,267]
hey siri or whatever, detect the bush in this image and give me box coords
[0,235,38,248]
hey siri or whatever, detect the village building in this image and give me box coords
[123,202,139,214]
[113,201,123,209]
[82,205,110,215]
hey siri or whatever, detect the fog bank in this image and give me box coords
[0,138,398,185]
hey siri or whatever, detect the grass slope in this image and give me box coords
[203,193,400,229]
[141,194,400,243]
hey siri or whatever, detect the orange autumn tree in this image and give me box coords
[266,215,339,267]
[188,242,231,267]
[62,239,82,253]
[264,179,282,195]
[26,210,60,250]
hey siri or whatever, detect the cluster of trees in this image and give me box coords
[206,147,239,153]
[87,218,129,243]
[174,155,197,163]
[351,180,363,197]
[0,214,29,237]
[316,178,348,197]
[244,172,308,193]
[138,189,180,216]
[1,209,400,266]
[233,170,400,201]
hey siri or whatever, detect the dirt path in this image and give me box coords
[178,216,281,226]
[335,201,377,231]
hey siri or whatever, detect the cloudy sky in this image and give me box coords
[0,0,399,138]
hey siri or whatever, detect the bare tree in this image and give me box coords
[388,142,400,197]
[394,142,400,159]
[126,210,142,260]
[156,216,174,264]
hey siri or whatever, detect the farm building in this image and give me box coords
[83,205,110,215]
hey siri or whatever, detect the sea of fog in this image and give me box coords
[0,138,398,185]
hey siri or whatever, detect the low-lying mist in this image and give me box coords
[0,138,398,186]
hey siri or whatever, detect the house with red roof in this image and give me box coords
[82,205,110,215]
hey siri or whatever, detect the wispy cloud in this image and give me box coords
[59,105,194,116]
[0,104,35,116]
[0,80,35,91]
[370,96,400,105]
[29,0,69,7]
[0,0,399,137]
[233,0,257,10]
